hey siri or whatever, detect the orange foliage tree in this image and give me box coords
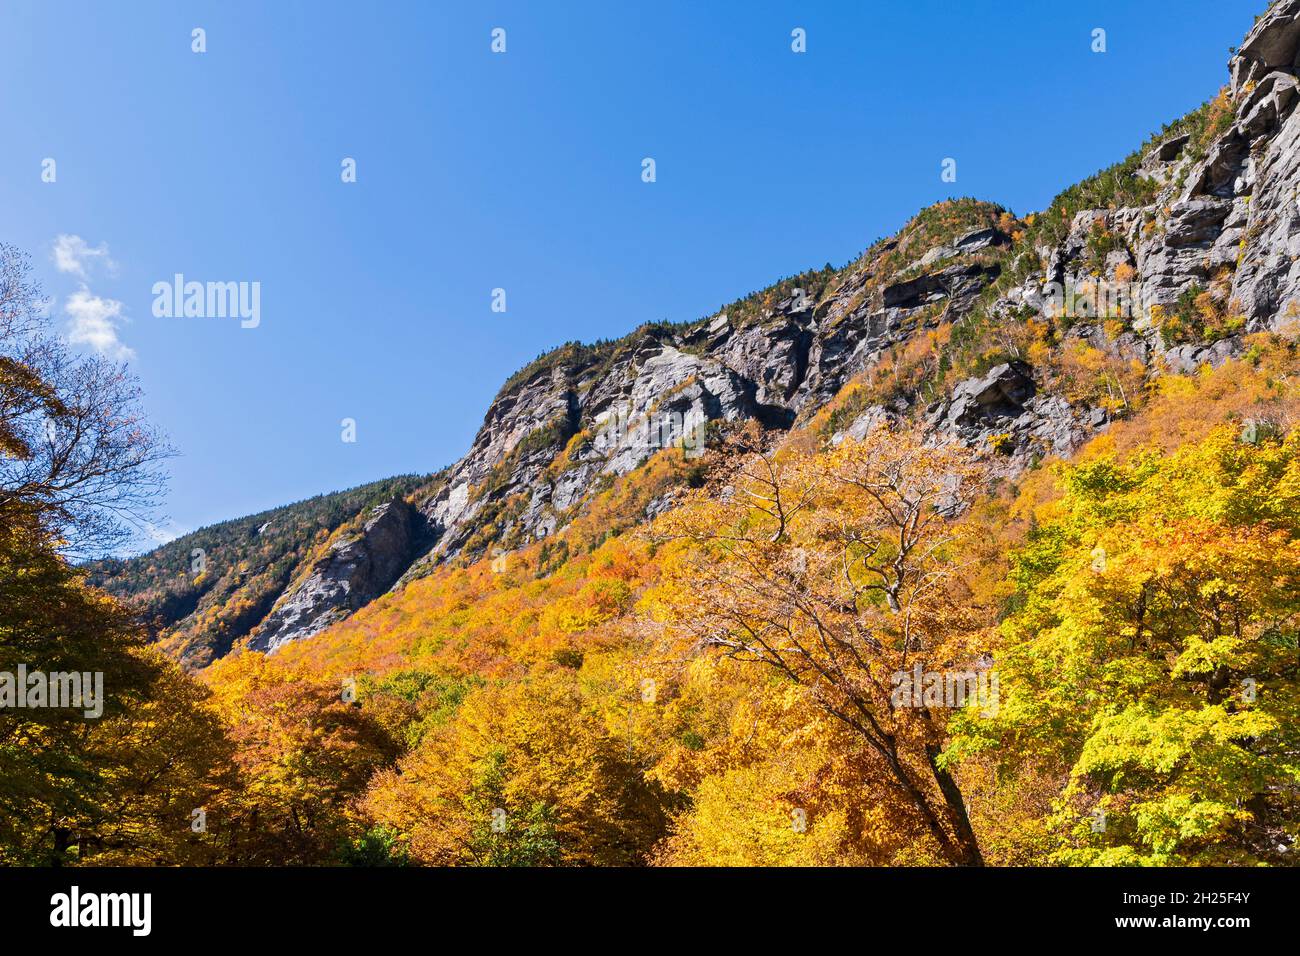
[642,426,993,865]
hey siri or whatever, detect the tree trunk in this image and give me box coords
[926,744,984,866]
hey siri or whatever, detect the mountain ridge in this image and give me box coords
[98,0,1300,666]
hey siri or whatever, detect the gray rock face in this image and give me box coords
[405,333,768,576]
[835,404,898,444]
[913,0,1300,479]
[1012,2,1300,352]
[919,361,1089,474]
[413,1,1300,566]
[1163,337,1241,374]
[941,362,1036,429]
[400,241,1011,578]
[882,263,1001,310]
[1178,0,1300,332]
[1150,133,1191,164]
[919,227,1009,266]
[1015,0,1300,370]
[241,3,1300,649]
[249,496,426,652]
[1232,0,1300,92]
[954,227,1009,253]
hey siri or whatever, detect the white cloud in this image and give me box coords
[65,288,135,361]
[52,234,116,279]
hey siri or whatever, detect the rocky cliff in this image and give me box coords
[96,0,1300,659]
[85,474,430,668]
[249,496,429,653]
[406,205,1016,579]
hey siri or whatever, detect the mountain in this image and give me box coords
[86,475,431,666]
[34,1,1300,872]
[97,0,1300,665]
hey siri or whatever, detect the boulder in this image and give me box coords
[939,361,1036,429]
[882,263,1000,310]
[1164,198,1232,247]
[1149,133,1190,164]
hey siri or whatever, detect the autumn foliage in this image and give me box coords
[7,257,1300,865]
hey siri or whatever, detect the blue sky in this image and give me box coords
[0,0,1261,550]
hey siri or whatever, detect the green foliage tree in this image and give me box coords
[950,425,1300,864]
